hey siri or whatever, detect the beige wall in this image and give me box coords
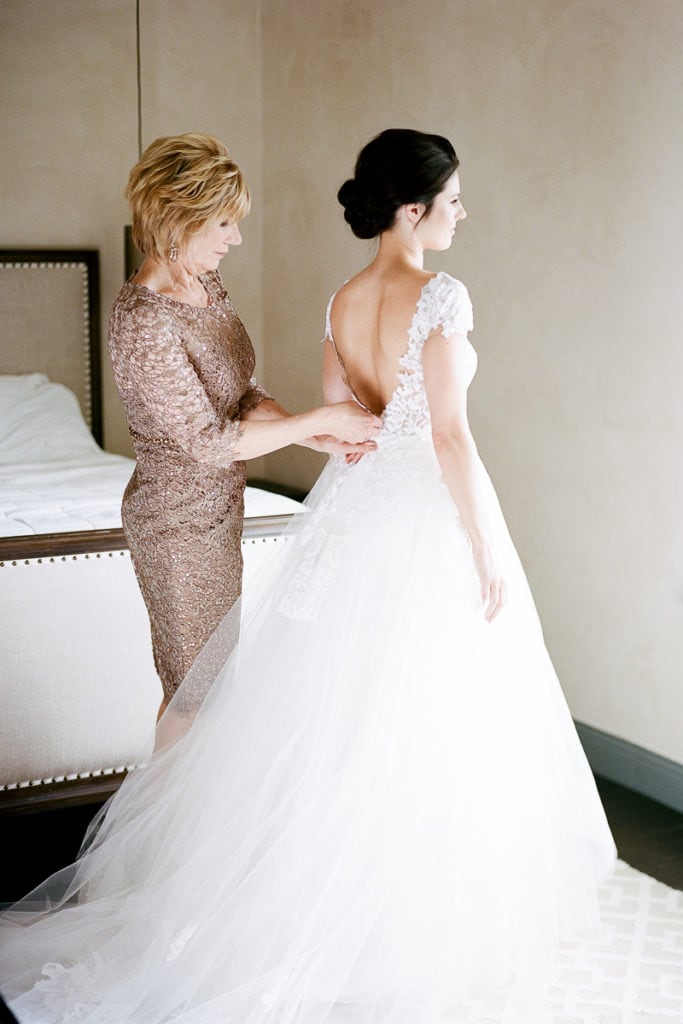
[1,0,681,764]
[260,0,683,765]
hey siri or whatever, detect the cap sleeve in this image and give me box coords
[239,378,271,416]
[422,273,473,340]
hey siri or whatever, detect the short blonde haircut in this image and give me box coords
[126,132,251,263]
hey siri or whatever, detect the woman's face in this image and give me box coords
[417,171,467,251]
[182,217,243,274]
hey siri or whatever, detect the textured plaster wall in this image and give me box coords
[260,0,683,764]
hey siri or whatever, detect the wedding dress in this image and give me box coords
[0,272,616,1024]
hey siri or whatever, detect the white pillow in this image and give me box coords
[0,373,101,465]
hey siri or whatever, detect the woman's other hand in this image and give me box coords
[309,435,377,458]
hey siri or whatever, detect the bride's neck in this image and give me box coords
[375,231,425,271]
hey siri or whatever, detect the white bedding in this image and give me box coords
[0,374,301,537]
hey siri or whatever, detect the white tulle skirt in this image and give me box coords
[0,434,616,1024]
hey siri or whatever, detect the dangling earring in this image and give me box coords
[168,241,179,263]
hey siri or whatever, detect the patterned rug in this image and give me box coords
[445,860,683,1024]
[543,859,683,1022]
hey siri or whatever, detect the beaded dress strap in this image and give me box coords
[322,289,347,377]
[324,289,338,344]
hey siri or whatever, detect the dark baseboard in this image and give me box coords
[575,721,683,815]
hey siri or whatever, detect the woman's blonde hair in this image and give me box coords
[125,132,251,262]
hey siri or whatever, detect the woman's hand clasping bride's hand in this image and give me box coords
[305,403,380,460]
[324,401,382,444]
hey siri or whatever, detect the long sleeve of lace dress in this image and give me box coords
[239,378,272,417]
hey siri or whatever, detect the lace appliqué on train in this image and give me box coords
[277,460,350,622]
[28,911,204,1023]
[31,958,125,1024]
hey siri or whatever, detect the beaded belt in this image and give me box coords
[129,428,178,449]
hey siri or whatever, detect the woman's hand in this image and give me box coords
[233,399,379,461]
[471,542,507,623]
[307,435,377,457]
[323,402,381,444]
[344,451,366,465]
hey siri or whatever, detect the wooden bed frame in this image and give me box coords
[0,249,297,815]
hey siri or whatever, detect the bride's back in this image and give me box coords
[329,267,432,416]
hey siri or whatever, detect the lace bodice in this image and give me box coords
[280,274,475,621]
[325,271,475,439]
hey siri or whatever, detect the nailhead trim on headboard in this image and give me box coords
[0,249,101,444]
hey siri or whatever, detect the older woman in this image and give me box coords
[109,132,379,716]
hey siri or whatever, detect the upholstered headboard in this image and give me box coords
[0,249,101,444]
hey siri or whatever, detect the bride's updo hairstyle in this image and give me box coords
[337,129,459,239]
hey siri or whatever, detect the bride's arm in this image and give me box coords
[422,331,506,622]
[322,341,372,463]
[322,340,353,404]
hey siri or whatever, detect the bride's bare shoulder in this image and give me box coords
[335,267,436,309]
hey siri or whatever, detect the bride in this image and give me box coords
[0,128,616,1024]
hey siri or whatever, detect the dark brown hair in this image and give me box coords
[338,128,459,239]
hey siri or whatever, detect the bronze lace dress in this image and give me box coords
[108,270,270,700]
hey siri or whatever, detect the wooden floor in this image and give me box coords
[1,775,682,908]
[595,776,683,890]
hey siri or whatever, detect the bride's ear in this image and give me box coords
[398,202,426,229]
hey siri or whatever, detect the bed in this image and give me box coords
[0,249,301,814]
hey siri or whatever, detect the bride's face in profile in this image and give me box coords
[417,171,467,251]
